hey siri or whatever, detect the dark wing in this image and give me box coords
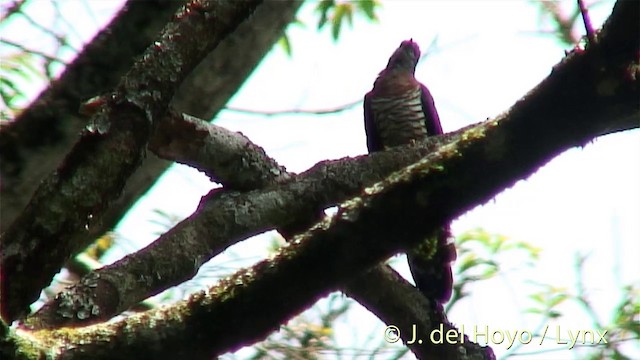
[364,91,383,152]
[420,83,443,136]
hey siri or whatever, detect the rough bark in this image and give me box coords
[0,0,302,235]
[17,2,640,358]
[30,111,478,359]
[26,110,451,328]
[0,0,184,231]
[1,1,637,359]
[1,0,264,322]
[6,21,637,354]
[95,0,303,238]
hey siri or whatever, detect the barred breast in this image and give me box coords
[370,87,427,149]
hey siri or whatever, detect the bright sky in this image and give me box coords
[2,1,638,359]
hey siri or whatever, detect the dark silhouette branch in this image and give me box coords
[578,0,596,46]
[171,0,303,120]
[342,266,492,360]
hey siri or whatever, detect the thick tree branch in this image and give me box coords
[342,266,491,360]
[12,28,638,354]
[22,0,638,340]
[3,1,637,358]
[93,0,303,240]
[149,111,291,189]
[146,5,640,355]
[0,0,184,231]
[0,0,301,240]
[27,118,451,328]
[150,111,474,359]
[13,122,498,360]
[171,1,303,119]
[1,0,263,322]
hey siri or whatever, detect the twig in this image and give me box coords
[573,254,604,329]
[51,0,84,47]
[1,38,66,65]
[224,98,362,117]
[0,0,26,22]
[17,9,77,52]
[539,1,580,46]
[578,0,596,46]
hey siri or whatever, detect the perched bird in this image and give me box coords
[364,39,456,306]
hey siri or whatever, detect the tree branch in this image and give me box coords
[150,111,481,359]
[223,98,362,117]
[0,0,27,22]
[149,111,291,189]
[577,0,596,46]
[14,118,498,360]
[1,0,263,322]
[0,0,185,231]
[26,111,452,328]
[13,24,638,352]
[3,0,637,358]
[70,0,303,259]
[22,0,639,342]
[0,38,66,65]
[0,0,302,237]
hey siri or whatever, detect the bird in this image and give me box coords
[363,39,456,307]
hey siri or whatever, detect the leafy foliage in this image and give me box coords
[316,0,380,41]
[449,228,540,310]
[277,18,306,57]
[0,52,41,120]
[277,0,380,56]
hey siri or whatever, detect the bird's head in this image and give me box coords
[385,39,421,73]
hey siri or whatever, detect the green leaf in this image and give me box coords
[480,266,498,279]
[343,3,354,27]
[316,0,335,30]
[357,0,380,21]
[315,0,376,41]
[457,254,478,273]
[0,78,19,93]
[278,34,293,57]
[548,293,569,307]
[528,292,545,304]
[0,52,42,112]
[547,310,562,319]
[331,4,350,41]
